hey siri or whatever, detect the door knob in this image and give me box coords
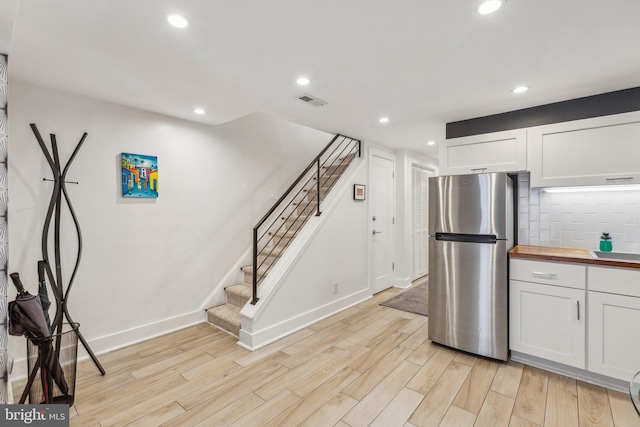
[372,216,376,221]
[372,230,382,235]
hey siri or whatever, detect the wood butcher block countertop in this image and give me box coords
[510,245,640,270]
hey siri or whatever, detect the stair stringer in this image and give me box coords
[238,156,370,350]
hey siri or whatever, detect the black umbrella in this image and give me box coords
[37,261,51,327]
[8,272,68,402]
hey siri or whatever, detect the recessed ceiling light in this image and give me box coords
[296,77,310,86]
[194,108,205,115]
[379,117,390,123]
[427,140,436,146]
[512,86,530,94]
[478,0,503,15]
[167,14,190,28]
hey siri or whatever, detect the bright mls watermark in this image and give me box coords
[2,405,68,426]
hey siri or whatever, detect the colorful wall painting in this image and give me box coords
[121,152,158,198]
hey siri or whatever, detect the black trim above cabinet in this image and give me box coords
[446,86,640,139]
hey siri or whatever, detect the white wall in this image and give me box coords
[394,150,438,287]
[518,172,640,252]
[7,81,332,373]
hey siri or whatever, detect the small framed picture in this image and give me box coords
[353,184,366,200]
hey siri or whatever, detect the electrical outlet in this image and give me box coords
[333,282,338,294]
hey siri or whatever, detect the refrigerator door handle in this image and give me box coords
[434,233,497,244]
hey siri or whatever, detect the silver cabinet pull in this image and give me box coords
[471,168,487,173]
[605,177,633,182]
[372,230,382,235]
[577,301,580,320]
[532,272,557,280]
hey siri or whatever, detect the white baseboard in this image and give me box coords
[239,289,371,351]
[10,310,206,381]
[510,351,630,393]
[392,276,412,289]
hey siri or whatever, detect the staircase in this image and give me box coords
[206,135,360,337]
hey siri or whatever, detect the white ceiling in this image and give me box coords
[4,0,640,157]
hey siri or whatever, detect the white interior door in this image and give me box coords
[411,166,431,280]
[370,153,395,294]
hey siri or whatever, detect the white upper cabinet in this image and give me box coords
[439,129,527,176]
[528,111,640,188]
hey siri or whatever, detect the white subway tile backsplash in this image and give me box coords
[625,205,639,224]
[539,229,550,246]
[572,212,584,224]
[572,222,584,240]
[597,223,612,237]
[611,214,625,233]
[561,197,573,214]
[529,188,540,206]
[625,192,640,205]
[530,221,539,238]
[517,174,640,250]
[585,213,597,231]
[624,224,639,242]
[519,197,529,214]
[530,205,540,222]
[584,232,598,250]
[540,213,550,230]
[611,194,625,214]
[540,194,550,214]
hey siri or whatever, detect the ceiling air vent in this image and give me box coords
[297,93,327,107]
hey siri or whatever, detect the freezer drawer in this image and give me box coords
[428,238,508,360]
[429,173,511,238]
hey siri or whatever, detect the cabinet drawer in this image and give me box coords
[589,265,640,297]
[510,259,586,289]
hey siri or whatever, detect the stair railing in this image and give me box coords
[251,134,361,304]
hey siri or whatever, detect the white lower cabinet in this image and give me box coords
[510,279,585,368]
[588,266,640,381]
[511,258,640,388]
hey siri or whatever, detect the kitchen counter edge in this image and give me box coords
[509,245,640,270]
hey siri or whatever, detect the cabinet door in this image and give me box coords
[588,291,640,381]
[510,280,585,368]
[528,111,640,188]
[439,129,527,175]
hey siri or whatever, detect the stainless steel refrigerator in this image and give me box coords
[428,172,513,361]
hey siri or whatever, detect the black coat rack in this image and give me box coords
[30,123,105,375]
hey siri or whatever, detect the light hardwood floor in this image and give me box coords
[19,287,640,426]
